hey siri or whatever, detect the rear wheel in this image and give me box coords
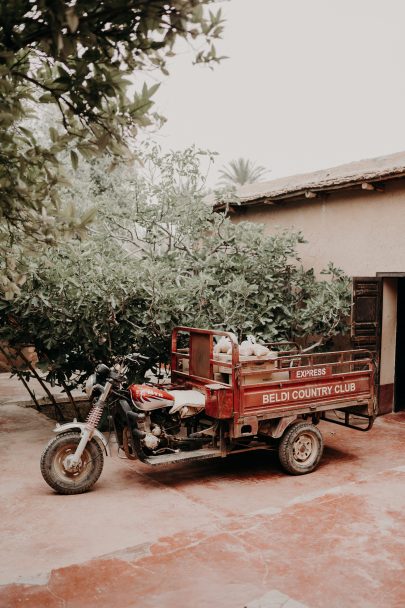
[278,421,323,475]
[40,431,104,494]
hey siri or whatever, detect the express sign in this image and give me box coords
[262,380,365,406]
[290,366,332,380]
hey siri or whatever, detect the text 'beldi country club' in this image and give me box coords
[262,382,357,405]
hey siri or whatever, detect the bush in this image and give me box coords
[0,146,351,389]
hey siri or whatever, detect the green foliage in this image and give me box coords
[0,1,225,297]
[0,146,351,387]
[217,157,270,187]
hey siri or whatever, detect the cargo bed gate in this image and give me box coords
[171,327,376,431]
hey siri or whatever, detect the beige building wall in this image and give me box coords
[233,179,405,412]
[235,178,405,277]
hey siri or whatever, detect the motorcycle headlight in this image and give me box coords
[95,363,111,383]
[85,374,96,398]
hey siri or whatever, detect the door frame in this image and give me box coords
[352,274,404,414]
[376,273,405,413]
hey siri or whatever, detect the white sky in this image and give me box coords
[151,0,405,186]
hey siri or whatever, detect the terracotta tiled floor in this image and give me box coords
[0,387,404,607]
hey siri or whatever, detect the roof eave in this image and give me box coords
[213,171,405,212]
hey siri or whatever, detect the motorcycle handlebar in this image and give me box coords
[125,353,149,362]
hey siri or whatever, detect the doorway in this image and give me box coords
[394,278,405,411]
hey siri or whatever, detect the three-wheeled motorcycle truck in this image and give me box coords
[40,326,376,494]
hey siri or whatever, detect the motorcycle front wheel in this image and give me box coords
[40,431,104,495]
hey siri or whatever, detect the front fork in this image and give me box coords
[65,381,112,471]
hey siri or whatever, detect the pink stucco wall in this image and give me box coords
[234,178,405,276]
[233,178,405,408]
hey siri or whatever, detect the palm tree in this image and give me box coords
[217,158,270,187]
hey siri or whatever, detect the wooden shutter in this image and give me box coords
[351,277,382,357]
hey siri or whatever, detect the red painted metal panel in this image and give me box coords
[205,386,233,419]
[189,333,211,379]
[171,327,375,424]
[241,376,372,417]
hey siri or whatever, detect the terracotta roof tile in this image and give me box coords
[215,150,405,208]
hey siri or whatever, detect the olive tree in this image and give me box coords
[0,0,224,298]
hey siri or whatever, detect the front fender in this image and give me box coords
[53,421,110,455]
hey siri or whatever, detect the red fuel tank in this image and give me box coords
[129,384,175,411]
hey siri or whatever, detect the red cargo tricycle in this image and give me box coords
[40,327,376,494]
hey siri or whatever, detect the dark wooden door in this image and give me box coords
[351,277,387,413]
[351,277,383,355]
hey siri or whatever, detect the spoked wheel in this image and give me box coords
[40,431,104,494]
[278,421,323,475]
